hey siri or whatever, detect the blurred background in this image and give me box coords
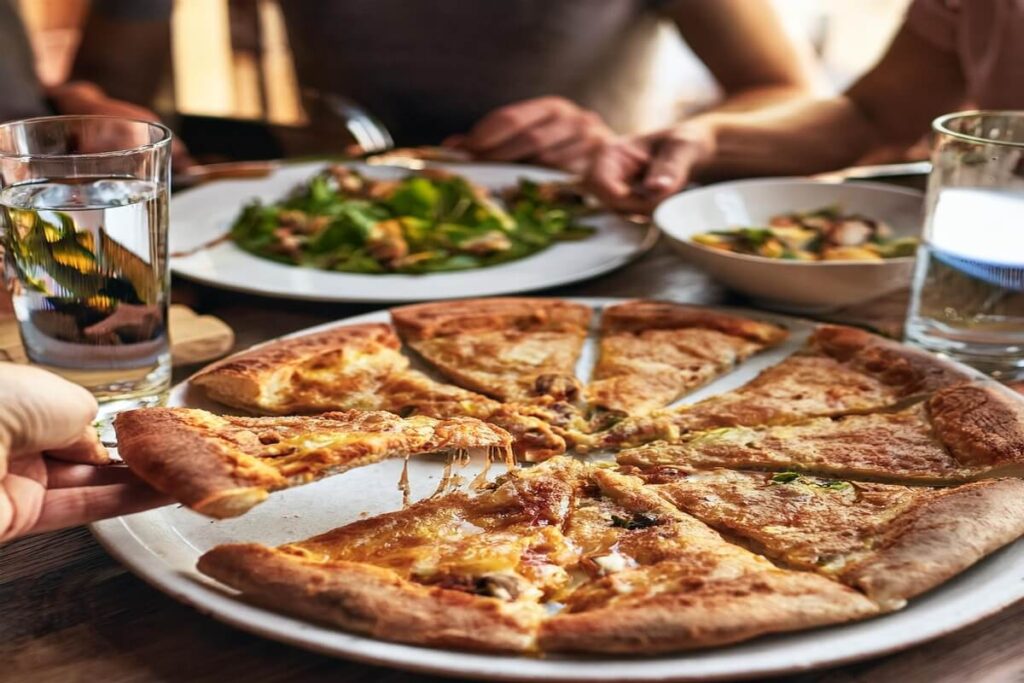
[19,0,909,134]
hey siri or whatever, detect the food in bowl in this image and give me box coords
[229,165,595,274]
[692,205,917,261]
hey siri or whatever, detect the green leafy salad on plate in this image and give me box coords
[230,165,596,274]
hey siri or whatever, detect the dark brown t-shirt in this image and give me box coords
[280,0,667,143]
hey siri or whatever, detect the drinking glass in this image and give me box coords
[0,116,172,419]
[905,111,1024,379]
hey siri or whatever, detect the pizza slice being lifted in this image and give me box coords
[598,324,975,449]
[391,298,592,404]
[619,381,1024,484]
[584,300,787,420]
[198,457,875,654]
[638,466,1024,610]
[115,407,512,518]
[189,323,568,460]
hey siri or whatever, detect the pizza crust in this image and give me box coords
[539,567,877,654]
[391,297,592,340]
[190,323,404,413]
[115,407,280,518]
[841,478,1024,610]
[928,382,1024,476]
[811,325,975,397]
[599,300,788,344]
[198,543,543,653]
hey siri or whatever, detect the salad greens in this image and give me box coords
[230,166,596,274]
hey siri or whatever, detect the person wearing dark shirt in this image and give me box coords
[68,0,816,173]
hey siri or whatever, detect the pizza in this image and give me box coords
[619,381,1024,484]
[638,466,1024,609]
[198,457,875,654]
[598,324,974,448]
[113,298,1024,657]
[392,298,591,403]
[115,407,513,518]
[189,323,567,460]
[585,300,787,418]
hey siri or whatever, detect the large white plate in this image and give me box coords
[170,163,657,302]
[92,299,1024,681]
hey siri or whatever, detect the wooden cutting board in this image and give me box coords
[0,304,235,367]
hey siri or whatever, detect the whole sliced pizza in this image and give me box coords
[113,297,1024,656]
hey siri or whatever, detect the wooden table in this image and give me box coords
[4,245,1023,683]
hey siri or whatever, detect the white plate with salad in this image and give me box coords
[169,161,656,303]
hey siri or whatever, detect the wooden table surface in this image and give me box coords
[3,245,1024,683]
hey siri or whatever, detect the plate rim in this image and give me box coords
[92,297,1024,681]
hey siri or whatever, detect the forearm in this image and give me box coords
[704,83,818,114]
[693,96,879,180]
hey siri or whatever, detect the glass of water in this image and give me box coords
[0,116,172,419]
[905,111,1024,379]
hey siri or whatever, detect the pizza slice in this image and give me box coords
[199,457,876,654]
[391,298,591,403]
[597,324,975,448]
[197,457,591,652]
[115,407,512,518]
[638,466,1024,610]
[189,323,568,460]
[536,465,876,654]
[619,381,1024,484]
[584,300,788,419]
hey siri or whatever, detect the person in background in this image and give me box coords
[0,0,190,166]
[0,363,167,543]
[589,0,1024,212]
[69,0,817,174]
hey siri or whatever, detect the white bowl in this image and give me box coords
[654,178,924,312]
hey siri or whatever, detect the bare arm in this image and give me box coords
[666,0,818,112]
[698,22,967,178]
[589,22,968,211]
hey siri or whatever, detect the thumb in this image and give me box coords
[643,139,700,199]
[0,364,98,457]
[642,125,715,199]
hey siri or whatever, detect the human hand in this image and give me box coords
[587,123,717,214]
[447,96,613,174]
[0,363,168,543]
[46,80,194,170]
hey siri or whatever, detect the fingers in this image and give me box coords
[462,96,570,152]
[0,457,45,542]
[586,124,717,214]
[0,364,98,457]
[587,138,650,202]
[536,139,596,175]
[29,480,172,535]
[441,134,467,149]
[476,115,581,163]
[44,427,110,465]
[642,126,715,201]
[45,461,135,489]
